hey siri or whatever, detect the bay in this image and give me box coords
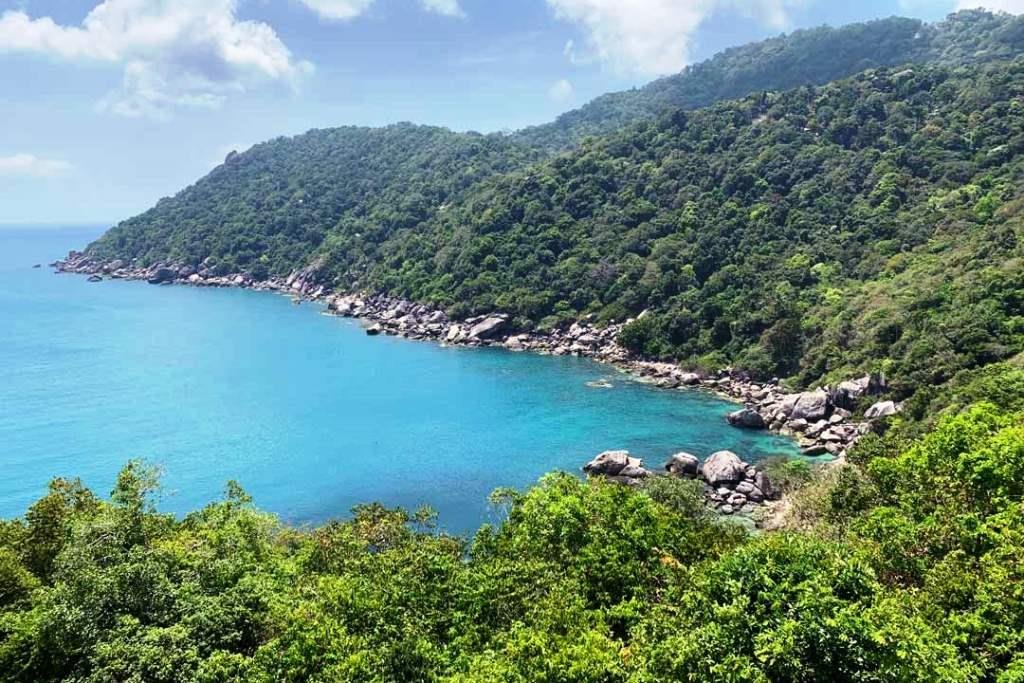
[0,225,800,533]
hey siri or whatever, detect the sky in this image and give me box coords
[0,0,1019,224]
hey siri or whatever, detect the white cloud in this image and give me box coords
[547,0,800,76]
[548,78,574,102]
[0,154,72,178]
[421,0,465,17]
[299,0,376,20]
[299,0,463,20]
[0,0,312,118]
[956,0,1024,12]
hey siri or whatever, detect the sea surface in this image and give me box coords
[0,225,801,533]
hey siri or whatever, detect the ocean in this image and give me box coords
[0,225,800,533]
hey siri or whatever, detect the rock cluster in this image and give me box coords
[53,252,287,292]
[583,449,781,515]
[624,363,903,459]
[324,292,631,361]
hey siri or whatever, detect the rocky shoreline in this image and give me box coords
[53,252,902,480]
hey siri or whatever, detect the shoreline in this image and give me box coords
[53,253,900,517]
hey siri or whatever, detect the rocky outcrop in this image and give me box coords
[467,315,509,340]
[665,452,700,477]
[726,408,766,429]
[583,450,650,486]
[865,400,901,419]
[585,447,782,517]
[147,267,177,285]
[701,450,747,487]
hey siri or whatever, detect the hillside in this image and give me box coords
[515,9,1024,148]
[82,10,1024,400]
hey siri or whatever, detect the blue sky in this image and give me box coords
[0,0,1012,223]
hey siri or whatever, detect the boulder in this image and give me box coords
[618,464,650,479]
[365,323,383,336]
[679,372,701,386]
[147,267,177,285]
[726,408,766,429]
[87,274,103,282]
[754,471,780,500]
[468,315,508,340]
[665,452,700,478]
[865,400,900,419]
[790,389,830,422]
[583,450,633,477]
[701,450,746,487]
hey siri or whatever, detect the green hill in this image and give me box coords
[84,10,1024,400]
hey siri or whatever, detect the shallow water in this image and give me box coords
[0,225,800,533]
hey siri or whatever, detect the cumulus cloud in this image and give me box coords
[0,0,312,118]
[299,0,376,21]
[547,0,800,76]
[956,0,1024,12]
[420,0,465,17]
[0,154,72,178]
[548,78,574,102]
[300,0,463,20]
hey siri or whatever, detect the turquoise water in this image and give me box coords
[0,225,799,532]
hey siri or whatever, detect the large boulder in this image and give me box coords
[726,408,766,429]
[702,451,746,487]
[665,452,700,478]
[468,315,509,340]
[865,400,900,419]
[583,450,634,477]
[147,267,177,285]
[790,389,830,422]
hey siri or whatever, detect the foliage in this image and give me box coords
[1,403,1022,680]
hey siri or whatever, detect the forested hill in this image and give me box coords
[88,10,1024,277]
[364,58,1024,404]
[515,9,1024,149]
[84,10,1024,401]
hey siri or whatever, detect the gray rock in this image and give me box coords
[702,450,746,487]
[791,388,830,422]
[468,315,509,340]
[365,323,383,336]
[583,450,633,477]
[787,418,809,432]
[618,464,650,479]
[865,400,900,419]
[665,452,700,478]
[726,408,766,429]
[719,504,735,515]
[147,267,177,285]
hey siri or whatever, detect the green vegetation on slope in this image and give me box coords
[516,10,1024,149]
[85,11,1024,402]
[1,402,1023,681]
[355,58,1024,398]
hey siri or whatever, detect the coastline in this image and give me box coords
[53,253,899,518]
